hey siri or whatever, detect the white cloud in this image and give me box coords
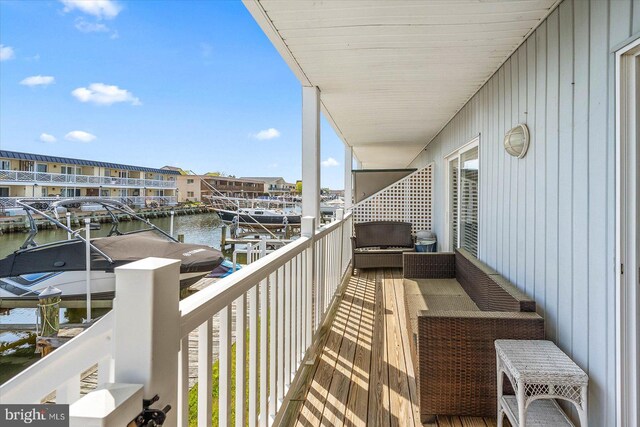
[39,133,57,143]
[0,45,15,61]
[72,83,141,106]
[65,131,96,143]
[252,128,281,140]
[60,0,121,19]
[75,17,109,33]
[20,75,55,87]
[321,157,339,167]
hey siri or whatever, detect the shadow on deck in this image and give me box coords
[283,268,498,427]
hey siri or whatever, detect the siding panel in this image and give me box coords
[410,1,633,424]
[572,0,590,371]
[534,22,547,317]
[557,0,574,355]
[587,1,609,424]
[544,9,560,344]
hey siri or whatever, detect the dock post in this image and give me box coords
[66,212,72,240]
[221,225,227,248]
[177,234,185,243]
[84,218,92,322]
[169,209,175,237]
[36,286,62,357]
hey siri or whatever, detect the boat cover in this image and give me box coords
[0,231,224,277]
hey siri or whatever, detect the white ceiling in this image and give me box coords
[244,0,559,168]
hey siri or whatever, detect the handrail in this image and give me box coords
[0,312,114,404]
[0,196,177,209]
[0,169,176,188]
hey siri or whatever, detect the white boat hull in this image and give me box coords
[0,270,207,300]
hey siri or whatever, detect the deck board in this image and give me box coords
[287,268,497,427]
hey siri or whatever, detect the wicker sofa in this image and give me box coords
[403,249,545,421]
[351,221,414,273]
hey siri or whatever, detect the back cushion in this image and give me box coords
[354,221,413,248]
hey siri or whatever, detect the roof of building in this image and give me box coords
[200,175,264,184]
[241,177,293,184]
[0,150,181,175]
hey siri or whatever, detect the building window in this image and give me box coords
[0,160,10,170]
[36,164,48,173]
[187,179,194,184]
[187,191,194,197]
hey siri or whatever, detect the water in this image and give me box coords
[0,212,224,383]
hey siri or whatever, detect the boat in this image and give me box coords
[215,207,301,230]
[206,195,301,231]
[0,198,225,300]
[320,198,344,216]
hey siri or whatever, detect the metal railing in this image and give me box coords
[0,169,176,189]
[0,196,178,209]
[0,211,353,426]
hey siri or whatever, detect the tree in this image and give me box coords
[295,181,302,194]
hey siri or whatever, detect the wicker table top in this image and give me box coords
[494,340,588,385]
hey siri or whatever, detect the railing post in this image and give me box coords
[112,257,181,426]
[336,209,345,277]
[84,218,92,322]
[301,216,315,344]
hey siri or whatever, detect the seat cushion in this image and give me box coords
[404,278,480,351]
[354,246,414,253]
[404,278,467,296]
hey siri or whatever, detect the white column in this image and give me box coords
[112,257,181,426]
[302,86,320,221]
[354,156,362,170]
[344,145,353,210]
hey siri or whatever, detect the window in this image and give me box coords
[61,188,81,197]
[187,179,194,184]
[36,164,48,173]
[446,138,479,257]
[0,160,10,170]
[459,147,479,256]
[187,191,194,197]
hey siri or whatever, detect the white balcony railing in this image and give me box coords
[0,211,353,426]
[0,169,176,189]
[0,196,178,209]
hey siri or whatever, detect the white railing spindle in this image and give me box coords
[219,304,232,426]
[197,319,213,427]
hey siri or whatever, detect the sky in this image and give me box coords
[0,0,346,189]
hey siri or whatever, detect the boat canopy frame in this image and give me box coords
[14,198,179,264]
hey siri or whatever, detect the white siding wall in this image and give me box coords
[409,1,640,424]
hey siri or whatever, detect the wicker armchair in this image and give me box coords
[403,249,545,421]
[351,221,414,273]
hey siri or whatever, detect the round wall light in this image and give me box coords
[504,124,530,158]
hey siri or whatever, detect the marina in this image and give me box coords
[1,0,637,426]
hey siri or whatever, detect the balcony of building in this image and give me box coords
[0,169,177,189]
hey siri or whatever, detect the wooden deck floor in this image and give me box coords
[288,268,497,427]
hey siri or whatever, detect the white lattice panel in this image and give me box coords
[352,164,433,235]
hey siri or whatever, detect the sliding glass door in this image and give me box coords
[445,138,479,257]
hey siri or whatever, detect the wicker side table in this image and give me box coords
[495,340,589,427]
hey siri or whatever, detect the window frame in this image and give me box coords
[444,136,480,255]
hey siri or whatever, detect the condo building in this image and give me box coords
[0,150,179,208]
